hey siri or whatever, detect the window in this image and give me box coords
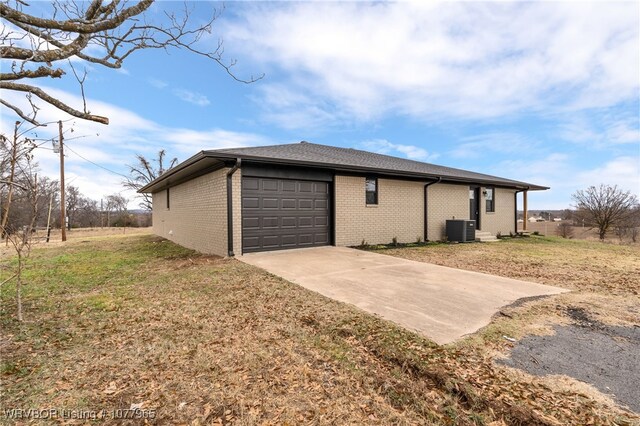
[166,187,170,210]
[485,187,495,212]
[365,177,378,205]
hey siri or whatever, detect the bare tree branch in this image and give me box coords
[0,99,42,125]
[1,0,263,125]
[0,66,65,81]
[0,81,109,124]
[0,0,154,34]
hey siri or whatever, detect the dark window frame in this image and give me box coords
[166,187,170,210]
[485,187,495,213]
[365,177,378,205]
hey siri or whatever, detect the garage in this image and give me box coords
[241,177,331,253]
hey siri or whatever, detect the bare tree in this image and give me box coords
[123,150,177,210]
[0,121,37,238]
[1,144,41,322]
[105,193,127,227]
[572,184,639,240]
[65,184,81,229]
[1,0,262,125]
[76,198,100,228]
[614,206,640,243]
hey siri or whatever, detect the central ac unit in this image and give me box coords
[445,219,476,242]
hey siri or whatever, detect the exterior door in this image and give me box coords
[469,186,480,229]
[242,177,330,253]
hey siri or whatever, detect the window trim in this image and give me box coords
[485,187,495,213]
[166,187,170,210]
[365,177,378,205]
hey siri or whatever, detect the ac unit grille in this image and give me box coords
[445,220,476,242]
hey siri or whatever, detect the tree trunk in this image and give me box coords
[16,253,23,322]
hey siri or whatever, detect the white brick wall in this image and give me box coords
[426,183,469,241]
[480,187,516,236]
[152,168,228,256]
[335,175,424,246]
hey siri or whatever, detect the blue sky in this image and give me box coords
[1,1,639,210]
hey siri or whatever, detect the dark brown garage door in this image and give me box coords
[242,177,330,253]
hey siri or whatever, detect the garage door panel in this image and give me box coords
[281,235,298,246]
[262,217,279,228]
[314,232,329,244]
[242,177,331,253]
[243,217,260,229]
[282,181,296,191]
[242,178,259,191]
[298,182,313,192]
[297,233,314,245]
[263,235,282,247]
[298,199,313,209]
[314,182,328,193]
[244,197,259,209]
[314,216,328,226]
[281,217,297,227]
[314,199,328,209]
[262,198,279,209]
[243,236,260,250]
[262,179,279,191]
[298,216,313,227]
[281,198,296,209]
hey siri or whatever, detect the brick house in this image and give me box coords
[140,142,546,256]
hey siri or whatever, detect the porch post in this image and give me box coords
[523,190,528,231]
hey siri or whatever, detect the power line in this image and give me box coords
[63,143,129,179]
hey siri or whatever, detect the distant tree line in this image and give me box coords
[1,136,150,234]
[0,180,152,232]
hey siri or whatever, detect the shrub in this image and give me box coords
[556,222,574,239]
[391,236,398,247]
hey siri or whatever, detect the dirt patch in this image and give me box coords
[499,307,640,414]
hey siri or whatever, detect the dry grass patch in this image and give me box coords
[1,235,638,425]
[369,236,640,415]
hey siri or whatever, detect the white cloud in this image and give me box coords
[172,89,211,107]
[360,139,437,162]
[449,133,540,159]
[576,157,640,197]
[148,78,168,89]
[146,78,210,107]
[221,2,639,129]
[558,113,640,148]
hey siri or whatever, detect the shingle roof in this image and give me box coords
[139,141,547,193]
[204,141,546,190]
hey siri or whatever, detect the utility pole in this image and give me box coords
[59,121,66,242]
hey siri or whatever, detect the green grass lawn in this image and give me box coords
[1,235,637,425]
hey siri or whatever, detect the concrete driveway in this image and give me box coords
[239,246,568,344]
